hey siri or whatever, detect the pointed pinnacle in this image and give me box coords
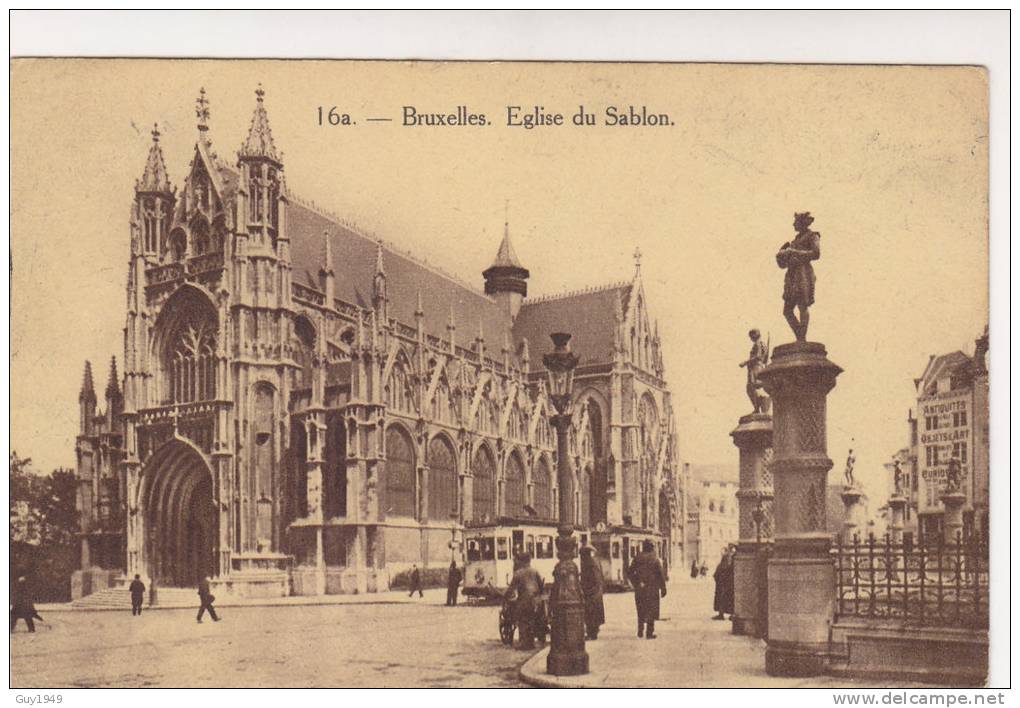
[375,241,385,275]
[80,361,95,396]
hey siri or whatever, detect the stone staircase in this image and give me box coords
[71,586,199,610]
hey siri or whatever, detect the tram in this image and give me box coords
[462,516,664,599]
[462,517,592,601]
[590,523,668,591]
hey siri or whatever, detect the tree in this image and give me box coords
[10,452,80,602]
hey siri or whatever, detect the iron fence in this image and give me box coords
[834,532,988,629]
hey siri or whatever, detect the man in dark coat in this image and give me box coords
[579,546,605,640]
[690,559,699,579]
[408,564,424,598]
[196,576,219,623]
[129,574,146,616]
[446,561,462,606]
[506,553,544,650]
[10,577,42,633]
[713,545,735,620]
[627,540,667,639]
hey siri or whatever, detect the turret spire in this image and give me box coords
[240,83,280,163]
[135,123,173,194]
[80,361,96,402]
[105,356,121,399]
[482,211,530,322]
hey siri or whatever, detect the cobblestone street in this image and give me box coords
[10,594,530,688]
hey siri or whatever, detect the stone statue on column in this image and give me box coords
[893,460,903,496]
[739,328,771,414]
[843,447,856,488]
[775,212,821,342]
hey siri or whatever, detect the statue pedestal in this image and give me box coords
[841,485,863,544]
[940,491,967,544]
[887,494,907,544]
[731,413,773,638]
[758,342,842,677]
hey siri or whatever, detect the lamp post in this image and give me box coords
[543,333,589,676]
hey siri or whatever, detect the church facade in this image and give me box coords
[74,87,686,597]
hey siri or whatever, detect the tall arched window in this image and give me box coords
[472,446,496,522]
[159,289,218,405]
[537,415,553,448]
[476,394,497,435]
[386,359,413,413]
[191,217,210,256]
[428,436,457,521]
[384,426,416,518]
[505,452,526,517]
[432,377,451,423]
[533,457,553,519]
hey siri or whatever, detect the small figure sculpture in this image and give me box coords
[945,457,962,493]
[776,212,821,342]
[893,460,903,496]
[738,329,770,414]
[844,447,856,487]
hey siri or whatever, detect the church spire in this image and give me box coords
[239,83,281,164]
[135,123,173,195]
[482,211,530,322]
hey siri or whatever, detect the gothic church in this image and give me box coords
[74,87,684,597]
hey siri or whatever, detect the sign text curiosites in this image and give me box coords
[317,105,675,128]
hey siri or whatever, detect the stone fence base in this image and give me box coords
[828,620,987,686]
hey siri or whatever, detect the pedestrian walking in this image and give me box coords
[446,561,462,606]
[626,540,667,639]
[408,565,424,598]
[506,553,544,650]
[579,546,605,640]
[129,574,146,616]
[196,576,220,623]
[690,558,699,579]
[712,545,735,620]
[10,577,43,633]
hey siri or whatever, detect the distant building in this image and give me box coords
[882,446,918,544]
[685,464,738,566]
[907,328,989,542]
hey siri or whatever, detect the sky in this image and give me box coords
[10,60,988,510]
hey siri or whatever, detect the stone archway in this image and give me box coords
[142,440,218,587]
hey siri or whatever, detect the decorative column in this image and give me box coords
[730,413,773,638]
[941,490,966,545]
[544,333,589,677]
[887,494,907,544]
[841,485,863,544]
[758,342,842,677]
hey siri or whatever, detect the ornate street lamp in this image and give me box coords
[542,333,589,676]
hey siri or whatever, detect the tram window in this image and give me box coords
[612,542,620,559]
[467,539,481,561]
[481,538,495,561]
[526,535,536,558]
[536,535,554,559]
[497,537,509,560]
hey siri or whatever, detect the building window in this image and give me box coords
[953,411,968,427]
[384,426,416,519]
[952,442,968,462]
[472,446,496,522]
[533,457,553,519]
[428,436,457,521]
[504,453,526,517]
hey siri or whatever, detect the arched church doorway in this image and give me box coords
[143,440,218,587]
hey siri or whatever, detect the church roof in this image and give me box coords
[136,124,172,194]
[287,200,513,349]
[511,283,630,372]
